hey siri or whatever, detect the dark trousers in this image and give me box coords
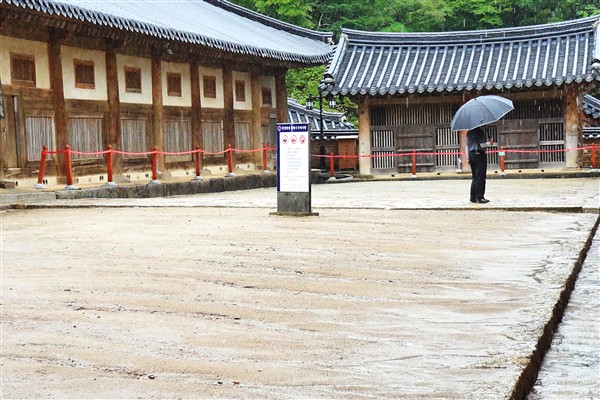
[469,151,487,200]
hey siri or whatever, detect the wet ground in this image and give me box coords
[528,236,600,400]
[1,177,599,399]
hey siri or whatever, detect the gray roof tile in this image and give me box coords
[2,0,334,64]
[287,98,356,136]
[326,16,600,96]
[584,94,600,119]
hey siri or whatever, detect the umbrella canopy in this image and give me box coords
[451,95,514,131]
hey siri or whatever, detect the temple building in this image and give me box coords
[324,16,600,175]
[0,0,333,185]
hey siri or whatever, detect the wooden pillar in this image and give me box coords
[151,53,165,171]
[564,87,582,168]
[222,65,235,156]
[0,110,4,180]
[105,40,122,174]
[190,60,203,152]
[48,28,68,180]
[459,130,469,171]
[0,81,6,179]
[275,69,288,123]
[357,97,371,175]
[250,69,262,167]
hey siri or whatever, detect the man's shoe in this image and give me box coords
[476,198,490,203]
[470,198,476,203]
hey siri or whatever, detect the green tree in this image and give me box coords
[232,0,313,28]
[383,0,452,32]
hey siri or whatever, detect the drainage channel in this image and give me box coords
[511,215,600,400]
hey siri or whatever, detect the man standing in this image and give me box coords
[467,127,493,203]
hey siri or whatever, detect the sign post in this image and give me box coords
[272,123,317,216]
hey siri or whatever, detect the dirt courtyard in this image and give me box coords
[1,190,597,399]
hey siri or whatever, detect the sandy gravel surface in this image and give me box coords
[1,202,596,399]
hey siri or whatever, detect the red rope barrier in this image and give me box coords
[195,145,202,178]
[64,145,74,187]
[107,145,114,184]
[37,145,47,186]
[227,144,233,174]
[312,146,594,159]
[151,146,158,181]
[31,144,597,189]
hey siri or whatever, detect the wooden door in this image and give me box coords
[497,120,539,169]
[397,125,435,172]
[371,129,396,173]
[338,138,357,170]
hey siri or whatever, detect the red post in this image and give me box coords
[500,146,506,174]
[64,144,74,187]
[35,145,48,188]
[329,152,335,178]
[592,144,597,169]
[106,145,114,184]
[411,149,417,176]
[151,146,158,181]
[195,145,202,177]
[227,144,233,174]
[262,143,268,170]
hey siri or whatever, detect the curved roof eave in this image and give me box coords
[328,15,600,97]
[2,0,334,65]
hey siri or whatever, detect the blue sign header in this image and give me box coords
[277,123,309,133]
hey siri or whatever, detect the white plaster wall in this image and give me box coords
[116,54,152,104]
[162,61,191,107]
[233,70,252,111]
[260,75,277,107]
[199,66,224,109]
[0,35,50,89]
[61,46,107,100]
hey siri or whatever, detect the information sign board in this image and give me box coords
[277,123,310,193]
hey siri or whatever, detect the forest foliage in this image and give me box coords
[231,0,600,119]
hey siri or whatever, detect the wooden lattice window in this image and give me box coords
[167,73,182,97]
[235,80,246,102]
[202,120,224,154]
[74,60,95,89]
[125,66,142,93]
[68,117,103,159]
[261,87,272,106]
[26,116,54,161]
[165,119,192,161]
[235,122,251,150]
[11,54,36,86]
[203,76,217,98]
[121,118,148,158]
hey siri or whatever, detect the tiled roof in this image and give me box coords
[1,0,334,64]
[583,126,600,139]
[287,98,357,136]
[326,15,600,97]
[583,94,600,119]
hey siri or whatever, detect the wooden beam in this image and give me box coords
[564,86,583,168]
[358,98,371,175]
[189,59,203,164]
[105,40,123,174]
[151,52,165,172]
[275,69,288,123]
[250,69,262,167]
[48,28,68,180]
[222,65,235,155]
[0,87,4,179]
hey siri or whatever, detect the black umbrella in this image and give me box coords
[451,95,514,131]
